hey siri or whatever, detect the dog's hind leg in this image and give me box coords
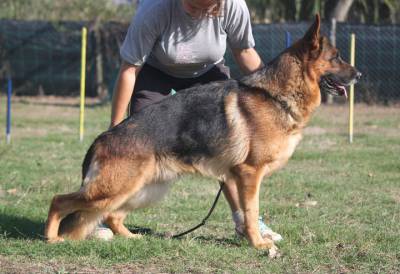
[45,191,114,242]
[45,192,88,243]
[104,182,171,238]
[45,156,156,243]
[45,142,158,243]
[59,211,104,240]
[45,189,141,243]
[104,211,141,238]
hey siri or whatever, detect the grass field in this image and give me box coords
[0,97,399,273]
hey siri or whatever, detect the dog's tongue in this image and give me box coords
[335,83,348,99]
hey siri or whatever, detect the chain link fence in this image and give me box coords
[0,19,399,103]
[0,20,97,96]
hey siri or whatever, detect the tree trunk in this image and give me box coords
[93,19,108,100]
[331,0,355,22]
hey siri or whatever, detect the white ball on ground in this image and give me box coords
[89,227,114,241]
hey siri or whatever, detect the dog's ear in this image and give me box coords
[302,14,321,56]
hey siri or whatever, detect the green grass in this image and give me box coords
[0,98,399,273]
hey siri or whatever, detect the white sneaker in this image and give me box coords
[235,217,283,242]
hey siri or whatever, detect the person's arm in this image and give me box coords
[110,62,141,128]
[224,0,263,75]
[110,1,164,128]
[231,47,264,75]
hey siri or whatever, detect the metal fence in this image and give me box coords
[0,19,399,103]
[0,20,96,96]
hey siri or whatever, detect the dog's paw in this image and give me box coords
[252,238,274,250]
[252,239,280,258]
[126,233,143,239]
[46,236,65,244]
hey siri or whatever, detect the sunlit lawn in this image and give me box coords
[0,97,399,273]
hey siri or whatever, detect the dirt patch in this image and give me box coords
[7,96,106,122]
[391,190,400,204]
[304,126,327,135]
[314,104,400,123]
[13,95,103,106]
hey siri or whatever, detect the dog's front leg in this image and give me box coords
[232,164,278,257]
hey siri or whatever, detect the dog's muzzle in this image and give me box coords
[320,71,362,98]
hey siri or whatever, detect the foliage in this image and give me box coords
[350,0,400,23]
[1,0,399,24]
[246,0,400,23]
[0,0,136,22]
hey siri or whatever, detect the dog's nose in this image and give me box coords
[355,71,362,80]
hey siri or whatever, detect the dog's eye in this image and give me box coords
[330,53,340,62]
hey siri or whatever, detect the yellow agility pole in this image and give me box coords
[348,33,356,143]
[80,27,87,142]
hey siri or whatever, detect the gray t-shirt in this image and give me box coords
[120,0,255,78]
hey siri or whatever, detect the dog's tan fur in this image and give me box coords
[45,15,359,256]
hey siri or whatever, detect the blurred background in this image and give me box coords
[0,0,399,103]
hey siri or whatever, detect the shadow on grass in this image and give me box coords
[0,214,44,240]
[0,215,240,247]
[128,226,241,247]
[191,235,241,247]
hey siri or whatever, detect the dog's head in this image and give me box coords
[298,14,361,98]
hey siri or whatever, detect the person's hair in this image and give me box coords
[205,0,224,17]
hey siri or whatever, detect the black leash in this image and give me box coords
[171,183,224,239]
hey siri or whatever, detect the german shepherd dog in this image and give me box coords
[45,15,360,257]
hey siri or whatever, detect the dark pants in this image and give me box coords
[129,62,230,114]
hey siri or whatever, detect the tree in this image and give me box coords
[330,0,355,21]
[247,0,400,23]
[1,0,399,24]
[343,0,399,23]
[0,0,136,22]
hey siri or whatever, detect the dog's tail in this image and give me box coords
[81,141,97,184]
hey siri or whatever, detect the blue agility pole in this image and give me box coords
[285,31,292,48]
[6,76,12,144]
